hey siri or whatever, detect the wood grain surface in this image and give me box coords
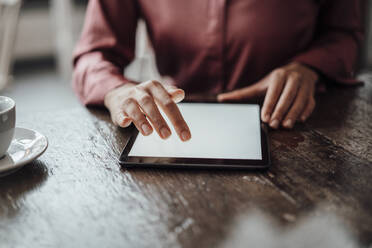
[0,78,371,248]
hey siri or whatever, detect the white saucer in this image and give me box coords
[0,127,48,176]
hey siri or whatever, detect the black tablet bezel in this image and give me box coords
[119,112,271,169]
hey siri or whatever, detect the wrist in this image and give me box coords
[293,62,320,83]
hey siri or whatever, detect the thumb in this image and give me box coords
[164,85,185,103]
[114,112,132,128]
[217,81,265,102]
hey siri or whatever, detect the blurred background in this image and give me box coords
[0,0,372,116]
[0,0,88,114]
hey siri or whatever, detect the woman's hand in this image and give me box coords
[217,63,318,129]
[104,80,191,141]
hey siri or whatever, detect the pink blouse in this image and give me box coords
[73,0,364,105]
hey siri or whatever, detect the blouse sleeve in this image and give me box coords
[72,0,139,105]
[292,0,364,84]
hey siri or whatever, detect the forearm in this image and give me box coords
[72,52,130,106]
[292,0,364,84]
[72,0,139,105]
[292,32,363,84]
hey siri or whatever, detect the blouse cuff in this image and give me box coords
[292,48,363,85]
[82,73,129,106]
[73,52,131,106]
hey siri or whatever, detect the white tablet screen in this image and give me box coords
[128,103,262,160]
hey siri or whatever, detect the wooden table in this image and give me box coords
[0,76,371,248]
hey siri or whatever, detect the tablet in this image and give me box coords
[119,103,270,169]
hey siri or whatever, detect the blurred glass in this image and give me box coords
[0,0,21,90]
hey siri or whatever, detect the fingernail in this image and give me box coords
[181,130,191,141]
[117,114,131,127]
[160,127,171,139]
[270,119,279,129]
[217,95,224,102]
[171,90,185,103]
[141,123,152,135]
[263,114,270,122]
[283,119,294,128]
[117,113,125,123]
[301,116,306,122]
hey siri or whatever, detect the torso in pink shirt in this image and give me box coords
[73,0,363,105]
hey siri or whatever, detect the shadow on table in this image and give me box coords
[309,83,363,129]
[0,160,48,217]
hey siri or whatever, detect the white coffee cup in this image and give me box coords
[0,96,16,158]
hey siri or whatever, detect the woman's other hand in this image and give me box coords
[217,63,319,129]
[104,80,191,141]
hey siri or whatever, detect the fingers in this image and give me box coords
[217,82,265,102]
[269,72,301,129]
[163,84,185,103]
[134,90,172,139]
[113,112,132,128]
[143,81,191,141]
[105,80,189,140]
[122,99,154,136]
[282,83,310,128]
[261,69,286,123]
[300,96,316,122]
